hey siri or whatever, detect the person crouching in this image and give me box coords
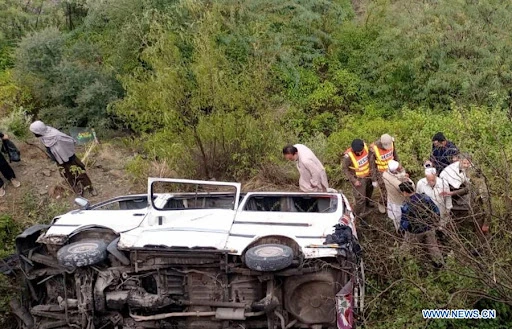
[399,181,444,267]
[29,120,97,196]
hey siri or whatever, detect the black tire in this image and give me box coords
[57,240,108,268]
[245,244,293,272]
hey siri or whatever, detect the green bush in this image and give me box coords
[331,0,512,111]
[364,255,512,329]
[138,111,287,181]
[0,70,32,116]
[0,106,32,140]
[14,29,122,129]
[0,42,13,71]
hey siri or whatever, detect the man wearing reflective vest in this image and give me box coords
[370,134,399,213]
[343,139,374,219]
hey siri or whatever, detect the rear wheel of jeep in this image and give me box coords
[245,244,293,271]
[57,240,108,267]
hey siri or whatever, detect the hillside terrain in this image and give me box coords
[0,139,138,212]
[1,0,512,328]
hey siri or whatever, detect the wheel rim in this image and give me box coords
[68,243,99,254]
[255,246,285,257]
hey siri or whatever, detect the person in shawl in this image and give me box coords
[29,121,97,196]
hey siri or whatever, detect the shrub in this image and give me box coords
[14,29,122,129]
[138,111,287,181]
[0,106,32,140]
[0,70,32,116]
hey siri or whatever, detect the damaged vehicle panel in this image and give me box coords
[9,178,364,329]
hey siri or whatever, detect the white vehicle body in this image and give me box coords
[13,178,363,329]
[42,178,357,259]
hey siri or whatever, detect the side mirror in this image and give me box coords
[74,197,90,210]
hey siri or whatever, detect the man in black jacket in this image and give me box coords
[399,181,444,267]
[430,132,459,174]
[0,132,21,197]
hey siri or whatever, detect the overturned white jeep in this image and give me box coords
[10,178,364,329]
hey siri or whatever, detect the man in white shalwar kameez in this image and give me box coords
[382,160,413,232]
[416,167,453,227]
[283,144,329,192]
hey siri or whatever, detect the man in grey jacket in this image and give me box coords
[283,144,329,192]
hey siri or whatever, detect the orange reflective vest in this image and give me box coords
[372,143,395,172]
[345,144,370,178]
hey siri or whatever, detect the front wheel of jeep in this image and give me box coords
[57,239,108,267]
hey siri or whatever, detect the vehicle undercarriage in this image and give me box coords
[13,228,362,329]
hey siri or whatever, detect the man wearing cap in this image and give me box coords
[416,166,452,227]
[383,160,413,232]
[430,132,459,174]
[283,144,330,192]
[370,133,399,213]
[343,139,374,219]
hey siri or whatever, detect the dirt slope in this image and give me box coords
[0,138,141,218]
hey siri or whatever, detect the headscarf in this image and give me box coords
[29,121,76,164]
[387,160,408,181]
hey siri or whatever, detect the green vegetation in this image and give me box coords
[1,0,512,328]
[0,106,32,140]
[0,215,19,259]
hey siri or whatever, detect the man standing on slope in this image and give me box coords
[283,144,329,192]
[0,132,21,197]
[343,139,374,219]
[383,160,413,232]
[370,133,399,214]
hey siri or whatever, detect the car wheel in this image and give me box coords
[245,244,293,272]
[57,240,108,268]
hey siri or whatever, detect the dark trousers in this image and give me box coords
[376,172,387,206]
[58,155,93,195]
[351,177,374,218]
[0,152,15,188]
[402,230,444,265]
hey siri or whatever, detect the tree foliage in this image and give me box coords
[13,28,122,128]
[334,0,512,110]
